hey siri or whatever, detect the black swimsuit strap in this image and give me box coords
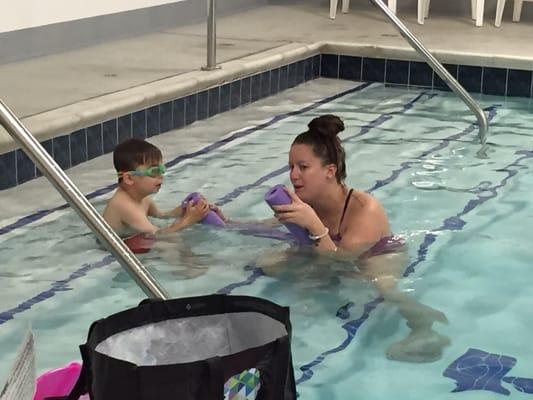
[336,188,354,235]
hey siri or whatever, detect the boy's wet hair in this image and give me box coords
[113,139,162,181]
[292,114,347,183]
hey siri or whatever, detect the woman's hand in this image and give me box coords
[182,198,209,224]
[271,188,323,232]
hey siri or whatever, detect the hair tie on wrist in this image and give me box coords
[308,227,329,241]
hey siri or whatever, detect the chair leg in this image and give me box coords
[417,0,425,24]
[513,0,524,22]
[388,0,397,14]
[471,0,477,19]
[475,0,484,26]
[425,0,430,17]
[330,0,338,19]
[341,0,350,14]
[495,0,506,26]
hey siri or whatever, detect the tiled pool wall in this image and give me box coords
[1,53,532,190]
[320,54,533,97]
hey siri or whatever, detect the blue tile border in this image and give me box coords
[322,53,533,99]
[3,53,532,190]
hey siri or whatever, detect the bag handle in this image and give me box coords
[44,347,89,400]
[257,336,294,400]
[207,356,225,400]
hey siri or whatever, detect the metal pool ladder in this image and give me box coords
[370,0,489,158]
[0,100,169,300]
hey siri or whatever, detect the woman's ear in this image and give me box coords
[326,164,337,180]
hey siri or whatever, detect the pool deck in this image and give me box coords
[0,2,532,161]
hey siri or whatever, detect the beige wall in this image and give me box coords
[0,0,185,33]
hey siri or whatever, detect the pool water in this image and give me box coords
[1,80,533,399]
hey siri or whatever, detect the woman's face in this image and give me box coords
[289,143,332,202]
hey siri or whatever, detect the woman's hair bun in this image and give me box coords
[307,114,345,137]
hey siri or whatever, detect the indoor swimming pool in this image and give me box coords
[1,79,532,399]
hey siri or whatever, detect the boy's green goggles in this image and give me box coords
[119,164,166,178]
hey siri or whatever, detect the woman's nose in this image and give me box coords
[290,168,299,182]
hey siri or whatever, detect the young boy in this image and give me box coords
[103,138,212,237]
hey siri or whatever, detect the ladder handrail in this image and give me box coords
[369,0,489,157]
[202,0,219,71]
[0,99,169,300]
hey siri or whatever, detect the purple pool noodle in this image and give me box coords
[181,192,226,227]
[264,184,312,245]
[226,222,293,242]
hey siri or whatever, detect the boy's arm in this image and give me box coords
[158,199,210,234]
[119,201,160,235]
[147,199,184,219]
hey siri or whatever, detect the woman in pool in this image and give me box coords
[271,114,450,363]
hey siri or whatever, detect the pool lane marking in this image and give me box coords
[0,82,374,237]
[0,87,436,326]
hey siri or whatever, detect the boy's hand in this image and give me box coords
[183,198,209,224]
[197,194,228,222]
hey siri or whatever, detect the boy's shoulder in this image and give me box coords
[106,188,153,213]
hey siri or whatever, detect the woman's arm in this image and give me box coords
[272,188,386,259]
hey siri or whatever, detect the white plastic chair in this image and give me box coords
[329,0,398,19]
[495,0,533,26]
[418,0,485,26]
[330,0,483,26]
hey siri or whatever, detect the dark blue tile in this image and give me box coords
[0,151,16,189]
[132,110,146,139]
[197,90,209,120]
[208,87,220,117]
[296,60,305,85]
[386,59,409,85]
[482,67,507,96]
[507,69,532,97]
[433,64,458,91]
[304,58,313,81]
[362,57,385,82]
[251,74,261,102]
[172,98,185,129]
[16,149,35,184]
[288,63,297,88]
[160,101,172,132]
[230,80,241,109]
[241,77,251,104]
[260,71,270,99]
[86,124,103,160]
[36,140,53,177]
[35,140,51,178]
[270,68,280,95]
[279,65,289,91]
[185,94,198,125]
[70,129,87,166]
[118,114,132,143]
[53,135,71,169]
[321,54,339,78]
[312,55,321,78]
[147,105,160,137]
[42,139,53,156]
[409,61,433,87]
[339,55,362,81]
[458,65,483,93]
[103,119,118,154]
[220,84,231,113]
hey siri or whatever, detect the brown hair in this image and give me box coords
[292,114,346,183]
[113,139,162,181]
